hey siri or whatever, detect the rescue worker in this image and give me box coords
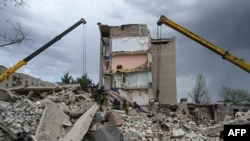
[97,86,105,105]
[113,98,121,110]
[122,99,129,114]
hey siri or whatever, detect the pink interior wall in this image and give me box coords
[112,54,147,71]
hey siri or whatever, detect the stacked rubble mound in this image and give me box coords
[0,85,95,141]
[86,101,220,141]
[84,91,250,141]
[0,86,249,141]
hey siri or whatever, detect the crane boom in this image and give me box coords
[0,18,86,83]
[157,15,250,73]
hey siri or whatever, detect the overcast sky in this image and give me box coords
[1,0,250,102]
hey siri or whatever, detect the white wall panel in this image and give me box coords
[111,36,149,52]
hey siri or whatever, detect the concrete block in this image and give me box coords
[0,88,14,102]
[35,100,70,141]
[171,128,186,138]
[108,112,123,126]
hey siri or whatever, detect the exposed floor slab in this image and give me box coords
[62,103,98,141]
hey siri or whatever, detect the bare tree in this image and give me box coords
[0,0,28,47]
[0,0,26,7]
[0,20,29,47]
[188,73,211,104]
[219,86,250,104]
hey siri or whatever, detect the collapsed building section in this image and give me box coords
[98,24,153,105]
[98,23,177,105]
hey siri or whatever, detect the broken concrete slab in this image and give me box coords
[83,124,122,141]
[223,115,233,122]
[0,88,14,102]
[7,86,58,94]
[0,121,23,139]
[123,131,142,141]
[7,84,80,95]
[108,111,123,126]
[0,101,10,109]
[14,99,37,109]
[62,103,98,141]
[171,128,186,138]
[202,114,250,135]
[107,90,133,105]
[35,100,70,141]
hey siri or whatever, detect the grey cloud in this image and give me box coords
[123,0,250,101]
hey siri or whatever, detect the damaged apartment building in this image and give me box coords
[0,65,54,88]
[98,23,177,105]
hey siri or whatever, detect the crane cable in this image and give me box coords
[82,24,87,76]
[156,25,162,101]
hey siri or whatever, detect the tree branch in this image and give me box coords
[0,0,26,8]
[0,20,30,47]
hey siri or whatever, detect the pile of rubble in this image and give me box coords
[0,99,43,140]
[87,100,220,141]
[84,91,250,141]
[0,86,249,141]
[0,85,95,141]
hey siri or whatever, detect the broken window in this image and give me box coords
[12,76,22,86]
[123,74,126,83]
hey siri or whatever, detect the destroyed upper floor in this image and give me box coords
[98,23,150,38]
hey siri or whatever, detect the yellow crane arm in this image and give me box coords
[157,15,250,73]
[0,61,26,82]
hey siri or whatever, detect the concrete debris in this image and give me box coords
[35,100,70,141]
[172,128,186,138]
[84,124,122,141]
[123,131,142,141]
[0,98,43,140]
[0,85,95,141]
[86,90,250,141]
[62,103,98,141]
[0,88,15,102]
[202,110,250,136]
[108,111,123,126]
[223,114,233,122]
[0,85,249,141]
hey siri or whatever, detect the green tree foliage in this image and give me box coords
[61,72,73,84]
[76,74,92,91]
[59,73,94,92]
[188,73,211,104]
[219,86,250,104]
